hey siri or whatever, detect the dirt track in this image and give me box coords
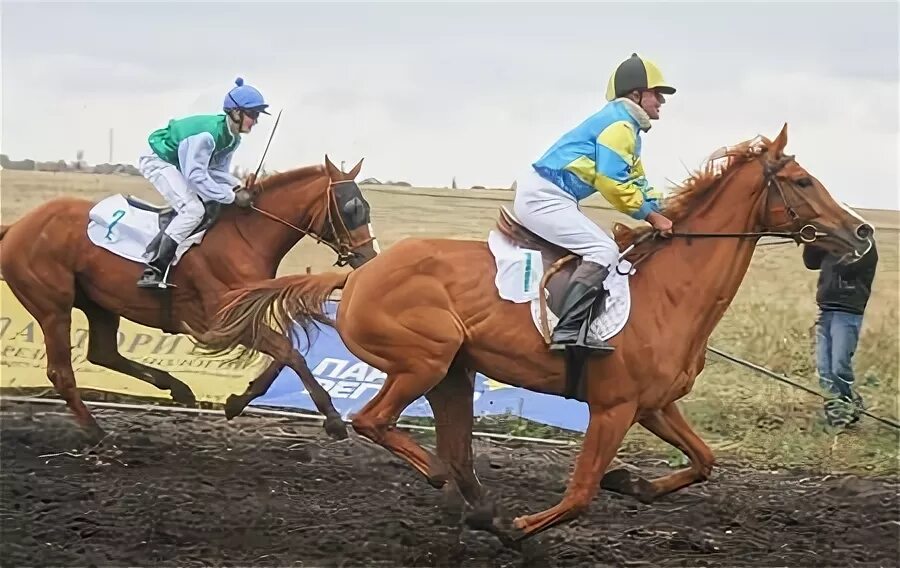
[1,401,897,567]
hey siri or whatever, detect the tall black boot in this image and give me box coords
[549,261,614,353]
[136,233,179,288]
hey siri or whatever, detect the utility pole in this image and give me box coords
[108,128,114,163]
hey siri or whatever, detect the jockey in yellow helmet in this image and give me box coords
[515,53,676,353]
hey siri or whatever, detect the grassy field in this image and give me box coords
[2,169,898,476]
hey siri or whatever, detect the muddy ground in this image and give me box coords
[1,400,897,567]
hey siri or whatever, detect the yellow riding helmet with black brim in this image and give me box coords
[605,53,676,101]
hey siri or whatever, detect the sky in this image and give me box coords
[2,1,898,210]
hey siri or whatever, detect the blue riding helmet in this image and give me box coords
[223,77,270,115]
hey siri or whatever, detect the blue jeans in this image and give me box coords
[815,309,863,399]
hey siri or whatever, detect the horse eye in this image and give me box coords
[796,177,813,187]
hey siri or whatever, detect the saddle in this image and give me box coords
[125,195,222,257]
[495,206,637,400]
[496,207,637,318]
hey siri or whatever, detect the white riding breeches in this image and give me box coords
[138,153,206,244]
[513,168,620,267]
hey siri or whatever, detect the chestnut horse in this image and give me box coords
[0,156,378,441]
[195,126,874,542]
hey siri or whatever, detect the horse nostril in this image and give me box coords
[856,223,874,240]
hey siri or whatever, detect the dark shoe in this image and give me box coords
[137,233,179,289]
[549,261,614,353]
[823,394,862,428]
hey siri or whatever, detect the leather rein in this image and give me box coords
[619,153,823,272]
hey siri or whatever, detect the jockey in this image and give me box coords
[135,77,269,288]
[514,53,676,353]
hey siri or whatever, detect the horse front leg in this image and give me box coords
[251,328,347,440]
[600,402,715,503]
[512,400,637,539]
[224,360,283,420]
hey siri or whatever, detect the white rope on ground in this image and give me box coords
[0,395,581,447]
[706,346,900,431]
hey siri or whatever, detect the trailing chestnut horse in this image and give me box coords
[0,156,378,441]
[195,125,874,542]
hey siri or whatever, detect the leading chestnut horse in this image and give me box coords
[0,156,378,441]
[195,126,874,543]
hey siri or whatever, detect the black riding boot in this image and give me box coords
[549,261,614,353]
[136,233,179,288]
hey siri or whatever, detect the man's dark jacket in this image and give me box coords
[803,241,878,315]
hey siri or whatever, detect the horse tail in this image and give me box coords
[190,271,349,357]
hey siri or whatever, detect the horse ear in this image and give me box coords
[770,123,789,156]
[324,154,340,179]
[347,158,364,179]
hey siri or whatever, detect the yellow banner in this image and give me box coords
[0,280,270,403]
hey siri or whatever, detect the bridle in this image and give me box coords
[245,178,375,267]
[618,152,826,272]
[669,153,821,243]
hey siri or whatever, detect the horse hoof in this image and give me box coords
[512,515,529,531]
[440,484,465,525]
[600,468,656,504]
[465,502,523,551]
[82,422,107,445]
[464,500,497,531]
[442,482,464,510]
[324,415,349,440]
[170,385,198,408]
[224,394,247,420]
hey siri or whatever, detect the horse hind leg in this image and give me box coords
[350,316,465,489]
[77,296,197,407]
[352,369,453,487]
[425,363,480,509]
[7,274,103,439]
[45,312,106,440]
[425,363,517,546]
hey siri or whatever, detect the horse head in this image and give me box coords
[754,123,874,264]
[640,123,874,266]
[241,155,379,269]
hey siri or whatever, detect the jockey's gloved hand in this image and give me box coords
[647,211,673,238]
[234,188,253,208]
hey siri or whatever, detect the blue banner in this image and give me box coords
[250,301,590,432]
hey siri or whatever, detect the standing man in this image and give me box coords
[803,239,878,426]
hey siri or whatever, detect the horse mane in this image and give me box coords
[251,163,327,192]
[619,135,771,247]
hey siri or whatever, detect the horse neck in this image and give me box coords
[233,175,330,265]
[635,165,766,342]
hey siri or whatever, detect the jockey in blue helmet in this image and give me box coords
[136,77,270,288]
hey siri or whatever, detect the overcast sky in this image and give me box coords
[2,1,897,210]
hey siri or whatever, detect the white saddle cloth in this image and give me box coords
[86,194,205,265]
[487,230,634,342]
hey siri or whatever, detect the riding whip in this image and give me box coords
[250,108,283,188]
